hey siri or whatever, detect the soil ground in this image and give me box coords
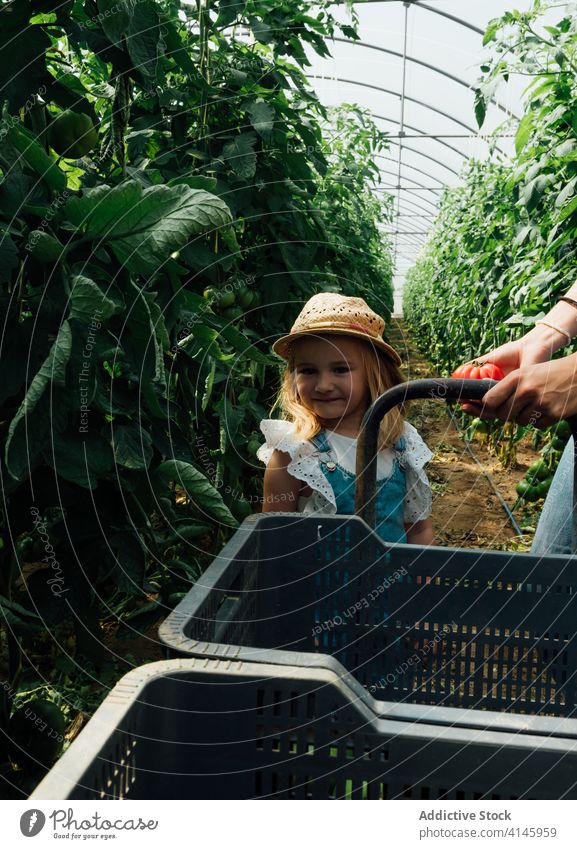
[389,319,539,551]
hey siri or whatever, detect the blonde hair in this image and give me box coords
[270,335,406,451]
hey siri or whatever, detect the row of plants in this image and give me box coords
[0,0,394,794]
[403,0,577,501]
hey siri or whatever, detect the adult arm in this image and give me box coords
[461,283,577,425]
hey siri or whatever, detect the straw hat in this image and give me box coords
[272,292,401,365]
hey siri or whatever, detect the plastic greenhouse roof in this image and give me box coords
[306,0,546,311]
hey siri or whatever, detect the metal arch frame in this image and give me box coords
[391,197,438,220]
[390,229,431,247]
[340,0,485,37]
[309,75,483,136]
[323,1,505,268]
[331,38,518,120]
[387,192,439,218]
[380,198,437,231]
[377,215,430,235]
[373,158,450,191]
[376,153,452,194]
[381,233,425,251]
[385,138,459,177]
[370,167,441,214]
[380,194,439,225]
[371,113,468,161]
[414,1,485,36]
[382,223,428,240]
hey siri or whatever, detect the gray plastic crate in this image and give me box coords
[159,513,577,722]
[30,659,577,800]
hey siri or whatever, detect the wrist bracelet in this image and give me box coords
[559,296,577,311]
[534,319,572,344]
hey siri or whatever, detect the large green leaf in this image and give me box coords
[0,595,41,633]
[44,432,115,489]
[96,0,131,43]
[69,275,117,322]
[111,423,153,471]
[558,194,577,222]
[214,395,244,442]
[155,459,238,526]
[63,181,232,275]
[216,0,240,27]
[123,279,167,387]
[0,19,50,111]
[5,322,73,480]
[179,325,235,363]
[246,100,275,139]
[554,176,577,209]
[218,323,276,365]
[126,0,162,79]
[222,133,258,179]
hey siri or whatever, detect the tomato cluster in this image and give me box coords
[203,286,261,319]
[451,361,505,380]
[515,420,572,504]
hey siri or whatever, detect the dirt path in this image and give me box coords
[389,319,538,550]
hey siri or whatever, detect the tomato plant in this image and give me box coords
[0,0,394,795]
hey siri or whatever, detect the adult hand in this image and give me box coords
[460,323,573,421]
[462,353,577,427]
[471,326,562,374]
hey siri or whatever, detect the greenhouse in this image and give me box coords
[1,0,577,810]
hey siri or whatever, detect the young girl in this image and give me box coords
[256,292,434,545]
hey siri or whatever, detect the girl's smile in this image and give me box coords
[293,335,371,435]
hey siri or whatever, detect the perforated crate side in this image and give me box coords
[31,659,577,800]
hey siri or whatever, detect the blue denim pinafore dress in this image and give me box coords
[310,429,407,544]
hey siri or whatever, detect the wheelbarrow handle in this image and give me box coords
[354,378,577,551]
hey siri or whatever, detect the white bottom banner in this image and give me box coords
[3,799,577,848]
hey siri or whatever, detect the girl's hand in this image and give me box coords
[405,518,434,545]
[466,353,577,428]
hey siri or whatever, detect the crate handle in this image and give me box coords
[354,378,496,528]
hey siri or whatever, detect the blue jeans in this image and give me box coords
[531,438,574,556]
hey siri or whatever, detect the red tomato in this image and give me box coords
[451,361,505,380]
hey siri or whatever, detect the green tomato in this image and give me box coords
[217,291,236,308]
[237,289,255,308]
[550,436,567,452]
[47,110,98,158]
[516,480,531,498]
[554,421,571,440]
[203,287,216,300]
[537,479,552,499]
[222,305,243,320]
[524,484,542,503]
[527,460,550,481]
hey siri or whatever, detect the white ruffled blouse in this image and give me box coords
[256,419,433,524]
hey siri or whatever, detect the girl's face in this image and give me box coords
[293,334,371,430]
